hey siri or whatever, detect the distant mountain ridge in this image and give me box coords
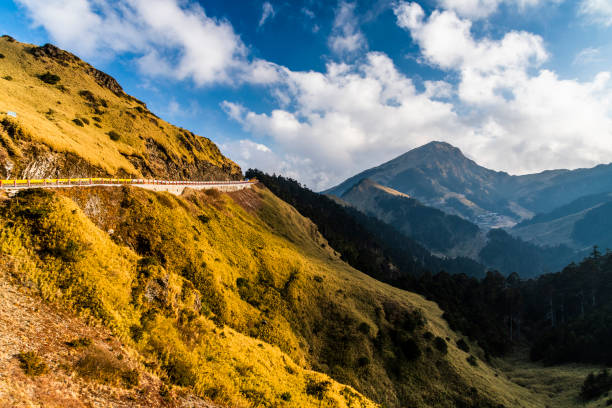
[339,178,482,257]
[326,141,612,229]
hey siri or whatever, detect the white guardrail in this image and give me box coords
[0,178,256,189]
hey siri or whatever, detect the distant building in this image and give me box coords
[6,111,17,117]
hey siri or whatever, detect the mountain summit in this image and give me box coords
[327,141,612,228]
[326,141,517,228]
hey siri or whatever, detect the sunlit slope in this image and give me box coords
[0,184,544,407]
[0,35,241,180]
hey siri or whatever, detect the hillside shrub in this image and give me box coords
[108,130,120,141]
[3,75,12,81]
[306,379,331,401]
[66,337,92,348]
[76,345,137,387]
[72,118,84,127]
[434,336,448,354]
[78,89,96,103]
[0,53,5,58]
[37,71,60,85]
[17,351,48,376]
[466,355,478,367]
[457,338,469,352]
[581,370,612,401]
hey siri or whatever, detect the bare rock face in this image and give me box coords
[30,43,125,96]
[85,66,125,96]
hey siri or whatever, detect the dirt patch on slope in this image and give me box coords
[0,259,219,408]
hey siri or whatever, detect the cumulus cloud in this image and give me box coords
[328,1,367,54]
[223,2,612,190]
[15,0,282,86]
[438,0,563,19]
[223,53,463,189]
[579,0,612,27]
[259,2,275,28]
[393,1,612,175]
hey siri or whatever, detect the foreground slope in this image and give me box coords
[0,185,542,407]
[0,35,240,180]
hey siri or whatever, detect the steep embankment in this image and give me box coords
[0,35,240,180]
[0,185,543,408]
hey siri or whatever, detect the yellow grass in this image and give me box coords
[0,36,240,178]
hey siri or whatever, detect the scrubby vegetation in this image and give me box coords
[0,185,529,407]
[37,71,61,85]
[107,130,120,141]
[581,369,612,401]
[17,351,48,376]
[75,345,138,388]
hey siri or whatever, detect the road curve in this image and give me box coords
[0,178,256,195]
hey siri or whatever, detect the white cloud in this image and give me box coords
[438,0,563,19]
[328,1,367,54]
[16,0,282,86]
[224,2,612,191]
[259,2,275,28]
[579,0,612,27]
[393,1,612,175]
[224,53,463,189]
[573,47,603,65]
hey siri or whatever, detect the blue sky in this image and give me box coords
[2,0,612,189]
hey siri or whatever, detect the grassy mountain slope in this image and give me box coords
[0,262,217,407]
[0,35,240,180]
[0,185,542,407]
[339,178,481,257]
[511,192,612,251]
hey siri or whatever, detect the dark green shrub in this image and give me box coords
[306,379,331,400]
[38,71,60,85]
[434,336,448,354]
[581,370,612,400]
[466,355,478,367]
[78,89,95,103]
[357,356,370,367]
[17,351,47,376]
[403,337,421,361]
[108,130,120,141]
[121,369,140,388]
[66,337,92,348]
[357,322,370,335]
[280,391,292,401]
[0,53,5,58]
[3,75,12,81]
[72,118,84,127]
[163,355,197,387]
[457,338,469,352]
[92,116,101,122]
[81,118,89,125]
